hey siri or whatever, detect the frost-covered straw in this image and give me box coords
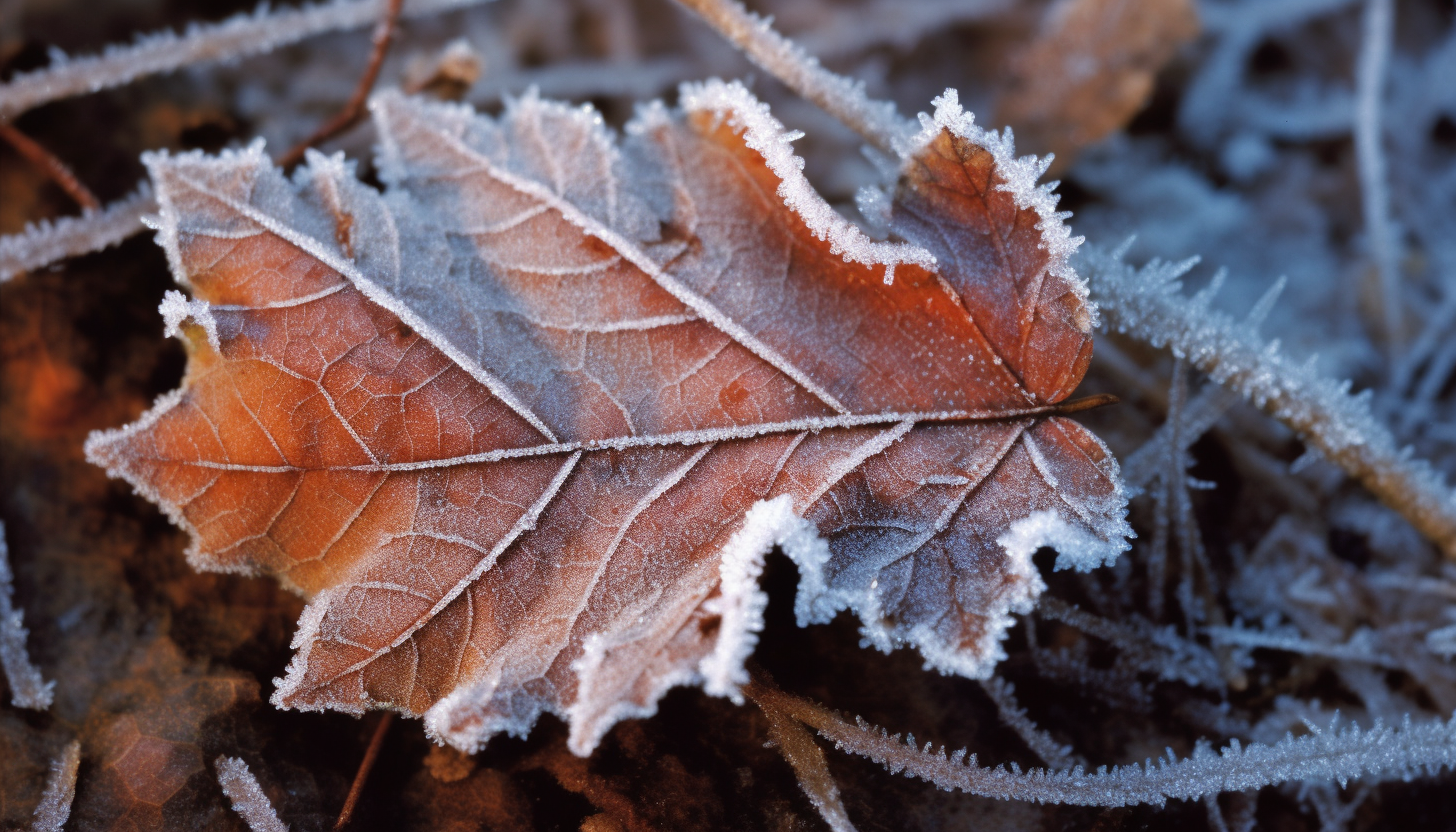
[1355,0,1400,351]
[30,741,81,832]
[1080,247,1456,559]
[0,0,492,119]
[0,522,54,710]
[671,0,917,154]
[217,756,289,832]
[0,187,155,283]
[761,684,1456,806]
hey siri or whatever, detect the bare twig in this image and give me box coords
[0,121,100,211]
[334,711,394,831]
[0,0,491,119]
[280,0,405,168]
[0,186,154,282]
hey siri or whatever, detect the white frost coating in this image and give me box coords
[159,289,220,349]
[560,633,706,756]
[1080,245,1456,558]
[700,496,830,702]
[215,756,289,832]
[903,89,1093,322]
[0,522,54,710]
[679,78,937,284]
[30,740,80,832]
[1000,509,1127,573]
[0,0,493,118]
[0,186,153,282]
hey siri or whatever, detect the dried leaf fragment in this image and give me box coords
[995,0,1200,169]
[87,81,1127,755]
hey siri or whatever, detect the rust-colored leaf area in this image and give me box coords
[86,81,1129,755]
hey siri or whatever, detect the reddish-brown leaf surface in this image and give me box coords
[85,81,1128,756]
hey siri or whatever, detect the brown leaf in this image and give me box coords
[994,0,1200,170]
[86,81,1127,755]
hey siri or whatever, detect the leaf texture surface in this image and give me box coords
[87,81,1129,754]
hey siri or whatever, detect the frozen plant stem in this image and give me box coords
[216,757,289,832]
[1081,248,1456,559]
[0,186,154,282]
[0,0,492,119]
[670,0,917,154]
[759,685,1456,806]
[0,522,54,710]
[749,678,859,832]
[30,741,81,832]
[1355,0,1400,351]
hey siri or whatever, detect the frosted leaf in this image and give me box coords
[87,84,1128,754]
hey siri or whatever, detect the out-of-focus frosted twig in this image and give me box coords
[0,186,154,282]
[30,740,80,832]
[216,757,289,832]
[1356,0,1400,350]
[0,0,492,119]
[670,0,916,154]
[279,0,404,167]
[0,121,100,211]
[757,684,1456,806]
[0,522,54,710]
[1080,246,1456,559]
[977,677,1079,769]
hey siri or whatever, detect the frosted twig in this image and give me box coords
[978,677,1079,769]
[0,0,492,119]
[764,686,1456,807]
[30,740,80,832]
[1355,0,1400,350]
[1038,597,1223,689]
[748,678,859,832]
[0,186,154,283]
[0,121,100,211]
[0,522,53,710]
[216,756,289,832]
[1080,246,1456,559]
[670,0,917,154]
[1206,625,1400,669]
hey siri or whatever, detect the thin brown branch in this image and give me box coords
[333,710,394,831]
[280,0,405,168]
[0,121,100,212]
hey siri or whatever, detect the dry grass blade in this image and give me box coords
[334,712,394,831]
[747,676,858,832]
